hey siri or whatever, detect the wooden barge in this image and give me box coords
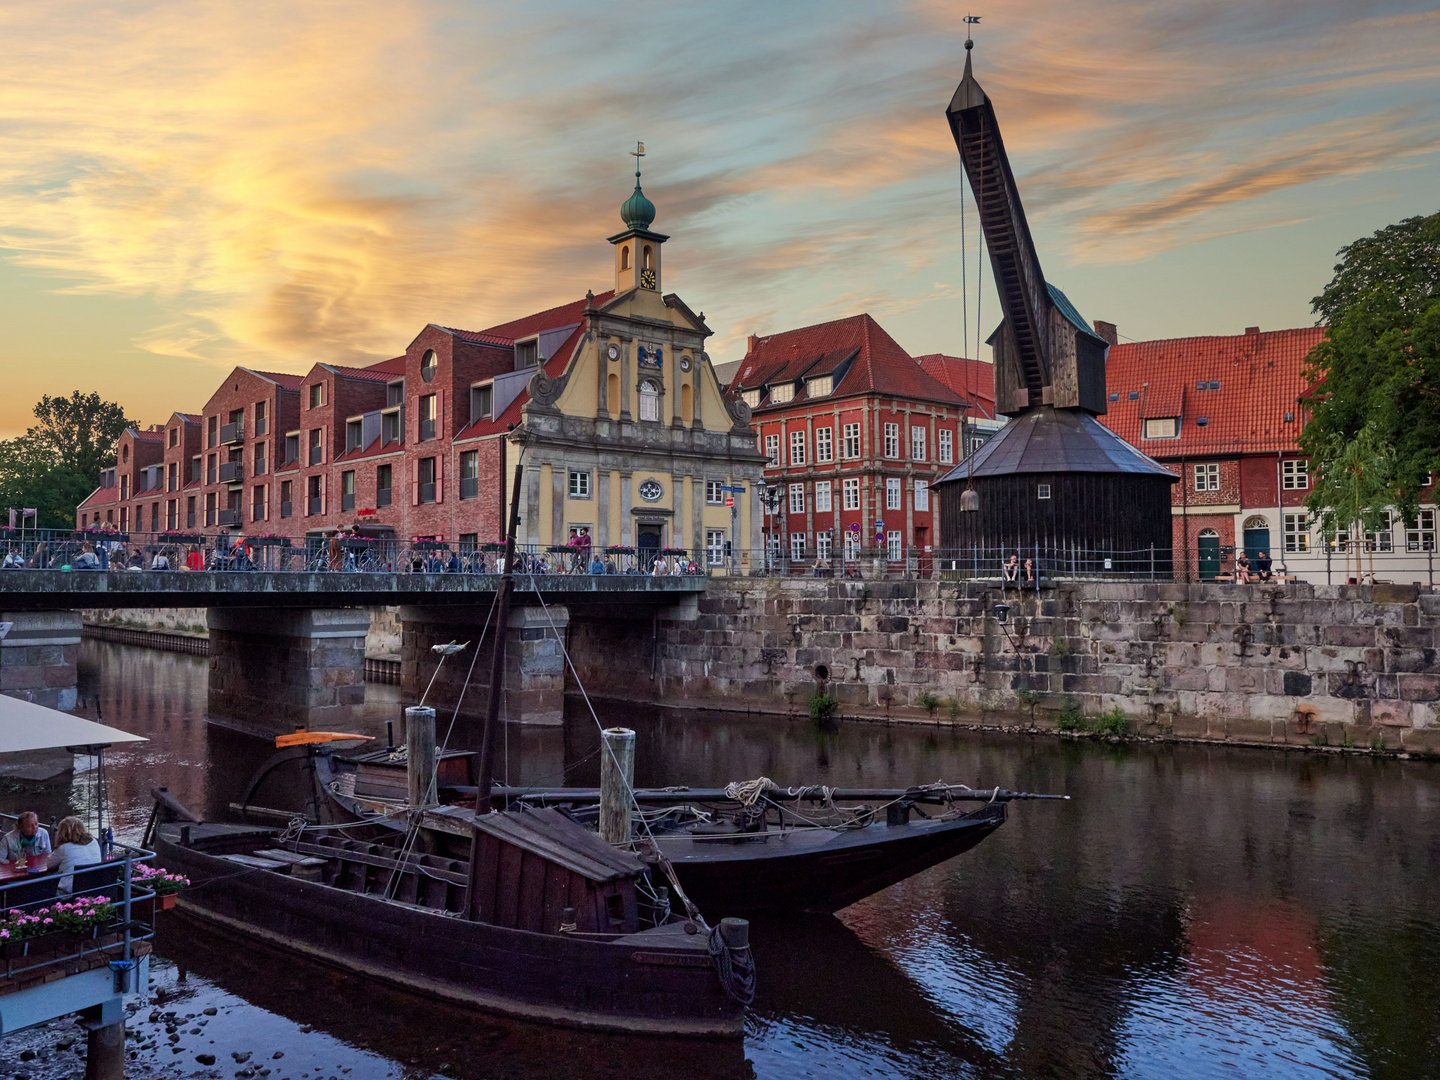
[154,807,747,1037]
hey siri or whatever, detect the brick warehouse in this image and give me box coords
[78,172,765,560]
[1097,323,1438,585]
[725,314,997,565]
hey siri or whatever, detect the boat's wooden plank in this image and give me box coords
[541,860,569,937]
[495,841,523,929]
[253,849,326,868]
[219,853,289,872]
[471,808,644,884]
[471,832,499,923]
[290,840,468,886]
[517,851,547,936]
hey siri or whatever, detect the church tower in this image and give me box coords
[609,143,668,295]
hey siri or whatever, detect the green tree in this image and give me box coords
[1308,424,1395,583]
[1301,211,1440,528]
[0,392,135,529]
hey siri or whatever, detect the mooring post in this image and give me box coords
[80,1005,124,1080]
[405,705,437,807]
[598,727,636,845]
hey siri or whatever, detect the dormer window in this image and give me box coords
[386,380,404,407]
[741,389,762,409]
[470,383,493,424]
[769,383,795,405]
[421,349,438,383]
[1143,417,1179,439]
[807,375,833,398]
[516,340,538,368]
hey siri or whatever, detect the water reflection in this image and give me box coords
[0,639,1436,1080]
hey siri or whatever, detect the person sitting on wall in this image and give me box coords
[186,545,203,572]
[589,555,605,575]
[48,816,101,895]
[1002,555,1019,582]
[1235,551,1252,584]
[1255,550,1273,582]
[604,557,618,575]
[126,548,145,570]
[150,548,171,570]
[73,544,100,570]
[96,542,109,570]
[1,812,52,864]
[1,547,21,569]
[1023,558,1035,584]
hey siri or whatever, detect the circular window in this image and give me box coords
[638,479,663,503]
[606,344,619,361]
[421,350,438,383]
[679,356,692,372]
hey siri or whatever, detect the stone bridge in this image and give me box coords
[0,570,705,732]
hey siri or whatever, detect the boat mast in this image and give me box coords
[477,461,525,814]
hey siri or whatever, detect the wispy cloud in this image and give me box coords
[0,0,1436,435]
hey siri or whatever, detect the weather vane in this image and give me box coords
[964,13,980,47]
[630,140,645,180]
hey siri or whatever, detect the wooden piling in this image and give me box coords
[406,705,437,807]
[598,727,635,846]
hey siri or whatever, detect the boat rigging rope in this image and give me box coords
[723,777,776,806]
[708,926,756,1007]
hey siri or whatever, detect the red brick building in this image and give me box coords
[1099,324,1437,583]
[77,174,764,558]
[726,314,982,563]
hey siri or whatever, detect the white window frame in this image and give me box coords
[705,480,724,505]
[842,477,860,511]
[1282,458,1310,490]
[769,383,795,405]
[970,436,986,454]
[568,470,591,499]
[883,423,900,459]
[766,533,782,562]
[1144,417,1178,439]
[1284,512,1309,553]
[816,531,832,560]
[706,529,727,566]
[790,429,806,466]
[914,479,929,511]
[788,483,805,515]
[765,433,780,467]
[842,423,861,459]
[790,532,807,561]
[741,389,762,409]
[639,380,660,422]
[1366,510,1395,553]
[814,480,832,513]
[939,429,953,465]
[815,426,833,463]
[910,427,926,462]
[886,530,903,560]
[843,532,860,560]
[1406,509,1436,551]
[1194,463,1220,492]
[886,477,901,511]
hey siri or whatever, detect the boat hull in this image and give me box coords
[155,827,742,1038]
[658,803,1006,915]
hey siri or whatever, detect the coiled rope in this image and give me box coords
[707,924,756,1006]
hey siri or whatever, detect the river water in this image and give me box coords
[2,639,1438,1080]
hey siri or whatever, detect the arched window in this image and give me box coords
[620,245,630,271]
[680,383,694,425]
[122,444,129,463]
[607,372,620,416]
[639,380,660,422]
[643,246,652,270]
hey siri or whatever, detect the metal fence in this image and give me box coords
[1,528,1176,582]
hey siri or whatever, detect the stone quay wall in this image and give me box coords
[567,579,1440,756]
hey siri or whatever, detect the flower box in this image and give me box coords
[605,546,635,554]
[246,536,291,547]
[157,893,176,911]
[157,533,205,544]
[412,541,449,551]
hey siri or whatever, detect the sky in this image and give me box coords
[1,0,1437,437]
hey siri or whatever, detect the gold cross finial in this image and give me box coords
[630,141,645,178]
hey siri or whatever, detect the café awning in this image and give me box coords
[0,696,147,754]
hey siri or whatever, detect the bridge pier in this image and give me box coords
[207,608,368,736]
[400,604,569,726]
[0,610,81,711]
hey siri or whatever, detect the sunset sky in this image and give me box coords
[2,0,1437,437]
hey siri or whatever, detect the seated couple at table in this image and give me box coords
[2,813,102,893]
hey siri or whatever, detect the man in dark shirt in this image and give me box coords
[1255,551,1273,581]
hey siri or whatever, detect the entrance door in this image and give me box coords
[1242,517,1271,565]
[1197,530,1220,581]
[637,523,662,570]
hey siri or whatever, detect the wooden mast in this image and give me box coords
[477,462,525,814]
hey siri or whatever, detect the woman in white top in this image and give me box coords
[50,816,102,895]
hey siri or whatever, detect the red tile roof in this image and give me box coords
[171,412,201,424]
[914,354,995,419]
[455,324,587,440]
[77,486,117,510]
[730,314,966,409]
[440,327,517,348]
[323,364,394,384]
[130,429,165,443]
[362,355,408,376]
[247,370,306,390]
[480,291,615,341]
[1099,326,1325,457]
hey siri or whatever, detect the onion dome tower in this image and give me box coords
[609,142,668,294]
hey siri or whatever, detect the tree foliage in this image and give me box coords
[1300,211,1440,526]
[0,392,135,529]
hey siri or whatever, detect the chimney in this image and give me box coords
[747,334,759,355]
[1092,320,1118,347]
[1245,326,1260,336]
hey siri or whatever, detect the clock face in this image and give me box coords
[606,344,619,361]
[640,268,656,289]
[679,356,692,372]
[638,479,663,503]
